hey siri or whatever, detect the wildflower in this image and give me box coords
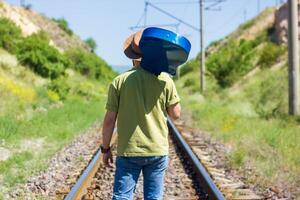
[0,76,36,102]
[47,90,60,102]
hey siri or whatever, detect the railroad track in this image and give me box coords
[64,119,261,200]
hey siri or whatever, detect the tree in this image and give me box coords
[85,37,97,52]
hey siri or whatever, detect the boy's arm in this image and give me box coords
[167,103,181,120]
[102,111,117,167]
[102,111,117,148]
[166,79,181,120]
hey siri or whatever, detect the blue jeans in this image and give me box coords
[112,156,169,200]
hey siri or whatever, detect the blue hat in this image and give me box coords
[139,27,191,75]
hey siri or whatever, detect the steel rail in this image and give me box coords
[64,133,117,200]
[167,118,225,200]
[64,148,102,200]
[65,120,225,200]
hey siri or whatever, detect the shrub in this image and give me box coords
[65,48,114,80]
[52,18,73,36]
[17,31,69,79]
[258,42,285,69]
[0,18,23,53]
[254,70,288,118]
[75,81,102,99]
[180,60,199,77]
[183,79,197,88]
[48,78,70,100]
[85,37,97,52]
[206,38,260,87]
[229,148,246,167]
[23,4,32,10]
[47,77,104,100]
[208,39,221,48]
[239,19,255,31]
[47,90,60,102]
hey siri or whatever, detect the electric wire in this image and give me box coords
[207,0,249,34]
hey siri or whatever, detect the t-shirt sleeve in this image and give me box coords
[105,81,119,112]
[166,79,180,107]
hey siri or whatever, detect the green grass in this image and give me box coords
[0,151,34,186]
[0,48,110,199]
[1,99,105,144]
[0,13,114,198]
[176,66,300,190]
[0,99,106,191]
[177,5,299,195]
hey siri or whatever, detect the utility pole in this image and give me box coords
[131,1,225,93]
[257,0,260,14]
[244,9,247,22]
[200,0,205,93]
[20,0,25,7]
[288,0,300,115]
[144,1,148,26]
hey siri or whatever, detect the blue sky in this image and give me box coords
[6,0,284,71]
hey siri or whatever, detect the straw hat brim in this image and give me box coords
[123,30,143,60]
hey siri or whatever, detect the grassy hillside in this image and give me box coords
[0,0,89,51]
[0,2,116,198]
[177,8,299,196]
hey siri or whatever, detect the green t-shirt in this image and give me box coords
[106,67,180,156]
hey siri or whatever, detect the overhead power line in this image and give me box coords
[145,2,200,31]
[205,0,225,10]
[208,0,248,34]
[151,1,199,4]
[130,23,180,32]
[130,0,226,93]
[151,0,225,4]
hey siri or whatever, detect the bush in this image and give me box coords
[47,90,60,102]
[180,60,199,77]
[206,38,261,87]
[47,77,103,100]
[23,4,32,10]
[229,148,246,167]
[48,77,70,100]
[258,42,286,69]
[0,18,23,53]
[254,70,288,118]
[17,31,69,79]
[239,19,255,31]
[52,18,73,36]
[65,48,114,80]
[85,37,97,52]
[75,81,102,99]
[208,39,221,48]
[183,79,197,88]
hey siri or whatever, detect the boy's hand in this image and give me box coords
[102,151,113,168]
